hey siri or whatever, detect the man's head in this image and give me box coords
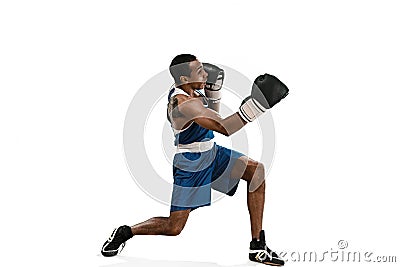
[169,54,208,89]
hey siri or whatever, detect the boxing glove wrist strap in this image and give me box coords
[238,97,266,122]
[205,89,221,104]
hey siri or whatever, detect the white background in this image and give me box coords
[1,1,399,267]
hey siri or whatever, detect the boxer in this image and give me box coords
[101,54,288,266]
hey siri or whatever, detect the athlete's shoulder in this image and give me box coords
[177,94,204,109]
[174,93,203,107]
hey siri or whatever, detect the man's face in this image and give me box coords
[185,60,208,89]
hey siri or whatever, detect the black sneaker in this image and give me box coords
[249,230,284,266]
[101,225,133,257]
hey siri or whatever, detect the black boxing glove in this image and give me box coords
[202,63,224,104]
[252,74,289,109]
[238,74,289,122]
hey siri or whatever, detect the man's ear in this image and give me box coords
[179,75,189,84]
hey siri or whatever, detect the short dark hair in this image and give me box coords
[169,54,197,84]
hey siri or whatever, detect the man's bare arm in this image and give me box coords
[177,96,247,136]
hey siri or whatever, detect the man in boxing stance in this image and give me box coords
[101,54,289,266]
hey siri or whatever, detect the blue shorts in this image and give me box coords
[170,144,244,212]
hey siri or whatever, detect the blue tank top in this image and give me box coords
[167,87,214,146]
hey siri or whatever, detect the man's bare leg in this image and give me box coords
[247,175,265,239]
[130,209,190,236]
[231,156,265,239]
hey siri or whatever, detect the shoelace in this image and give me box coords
[266,245,279,258]
[264,246,274,259]
[107,229,117,243]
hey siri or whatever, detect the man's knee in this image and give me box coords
[245,160,266,192]
[255,162,265,180]
[167,222,185,236]
[166,210,190,236]
[244,159,265,182]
